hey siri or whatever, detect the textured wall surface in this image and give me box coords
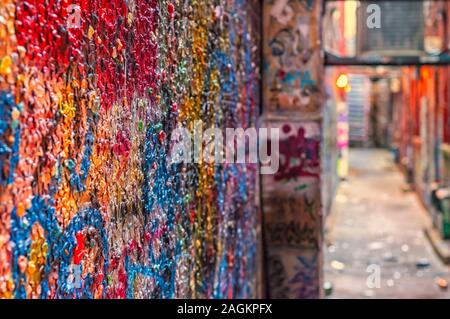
[262,0,324,299]
[263,0,323,116]
[0,0,262,298]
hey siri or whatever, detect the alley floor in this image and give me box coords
[324,148,450,298]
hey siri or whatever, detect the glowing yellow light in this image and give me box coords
[336,74,349,89]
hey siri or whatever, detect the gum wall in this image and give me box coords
[0,0,262,298]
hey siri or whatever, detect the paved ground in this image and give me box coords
[324,148,450,298]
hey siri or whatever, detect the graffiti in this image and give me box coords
[288,254,319,299]
[264,0,323,113]
[263,121,320,182]
[265,193,320,249]
[270,0,315,25]
[267,250,320,299]
[267,254,288,298]
[275,123,320,181]
[0,0,262,299]
[261,118,322,299]
[266,220,319,247]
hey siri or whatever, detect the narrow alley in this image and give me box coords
[325,148,450,299]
